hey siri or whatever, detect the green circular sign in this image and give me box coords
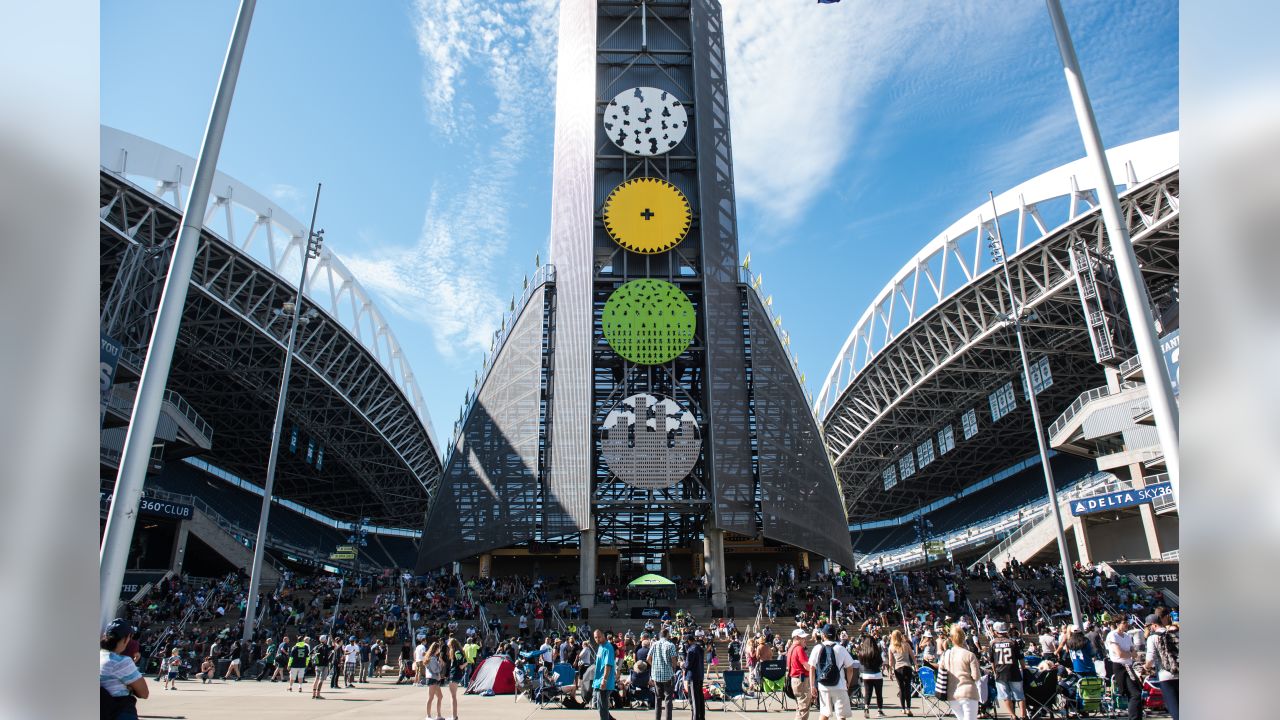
[602,279,695,365]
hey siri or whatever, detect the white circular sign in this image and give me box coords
[600,392,701,490]
[603,87,689,157]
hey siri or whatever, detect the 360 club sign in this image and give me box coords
[101,492,194,520]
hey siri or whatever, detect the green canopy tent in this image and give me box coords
[627,573,675,588]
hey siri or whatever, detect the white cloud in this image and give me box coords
[721,0,1040,224]
[343,0,558,359]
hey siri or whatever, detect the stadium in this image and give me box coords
[99,1,1180,719]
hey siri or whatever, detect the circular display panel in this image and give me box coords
[602,279,695,365]
[601,392,701,490]
[603,86,689,156]
[602,177,692,255]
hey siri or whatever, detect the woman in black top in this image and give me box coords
[857,635,886,718]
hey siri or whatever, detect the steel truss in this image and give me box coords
[100,171,443,527]
[823,169,1179,522]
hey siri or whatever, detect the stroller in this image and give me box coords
[977,673,998,719]
[1142,679,1167,713]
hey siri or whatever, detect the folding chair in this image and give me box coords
[915,667,949,720]
[720,670,749,712]
[672,669,690,711]
[1073,676,1105,718]
[1024,669,1060,719]
[756,659,788,710]
[538,663,577,709]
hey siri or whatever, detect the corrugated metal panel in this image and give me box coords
[416,287,551,572]
[691,0,754,535]
[546,0,599,533]
[746,292,856,568]
[1081,398,1144,440]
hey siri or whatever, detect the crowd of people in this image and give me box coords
[99,556,1178,720]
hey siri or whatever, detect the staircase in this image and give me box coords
[969,475,1127,571]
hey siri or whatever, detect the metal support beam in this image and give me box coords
[1045,0,1180,506]
[100,0,256,632]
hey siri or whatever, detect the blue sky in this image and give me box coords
[102,0,1177,443]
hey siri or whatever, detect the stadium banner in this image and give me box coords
[923,540,946,555]
[100,333,123,426]
[1070,482,1172,516]
[1111,561,1179,593]
[631,606,671,619]
[100,492,194,520]
[1160,329,1180,396]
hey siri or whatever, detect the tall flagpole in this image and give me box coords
[241,184,324,644]
[99,0,258,631]
[987,192,1084,631]
[1044,0,1180,507]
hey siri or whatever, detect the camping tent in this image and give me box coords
[466,655,516,695]
[627,573,675,588]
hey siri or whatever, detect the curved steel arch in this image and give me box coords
[815,132,1178,420]
[99,125,436,443]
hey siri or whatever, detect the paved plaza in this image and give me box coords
[139,676,933,720]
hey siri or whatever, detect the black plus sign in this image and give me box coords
[640,208,655,221]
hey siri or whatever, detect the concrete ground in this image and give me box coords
[138,675,947,720]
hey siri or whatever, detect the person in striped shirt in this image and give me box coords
[100,618,148,720]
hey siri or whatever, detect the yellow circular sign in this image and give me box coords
[602,177,692,254]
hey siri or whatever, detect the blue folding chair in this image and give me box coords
[720,670,748,712]
[916,667,948,719]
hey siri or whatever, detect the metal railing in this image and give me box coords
[1118,353,1142,377]
[966,474,1130,571]
[860,472,1116,570]
[105,387,213,445]
[1047,381,1141,438]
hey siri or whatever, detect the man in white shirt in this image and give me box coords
[413,639,428,687]
[1105,618,1142,720]
[807,624,856,720]
[343,637,360,688]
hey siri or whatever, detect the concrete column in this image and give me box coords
[579,528,597,608]
[170,521,189,574]
[1130,464,1164,558]
[478,553,492,579]
[703,526,727,610]
[1072,514,1093,566]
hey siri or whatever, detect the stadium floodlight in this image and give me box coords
[99,0,258,632]
[1045,0,1180,507]
[242,184,324,645]
[987,192,1084,631]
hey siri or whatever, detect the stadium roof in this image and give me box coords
[100,126,443,527]
[816,134,1180,523]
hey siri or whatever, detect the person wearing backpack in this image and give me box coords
[786,629,812,720]
[807,624,855,720]
[1143,616,1178,719]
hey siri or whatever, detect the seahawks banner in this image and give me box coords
[1070,482,1172,516]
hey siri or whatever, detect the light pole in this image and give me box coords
[986,192,1084,630]
[241,183,324,644]
[99,0,257,631]
[1044,0,1180,507]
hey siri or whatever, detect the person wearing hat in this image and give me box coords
[807,624,855,720]
[918,629,939,669]
[684,629,706,720]
[786,629,812,720]
[101,618,148,720]
[988,621,1028,720]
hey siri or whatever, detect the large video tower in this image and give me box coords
[418,0,853,608]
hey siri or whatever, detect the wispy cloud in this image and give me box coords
[721,0,1040,225]
[344,0,558,359]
